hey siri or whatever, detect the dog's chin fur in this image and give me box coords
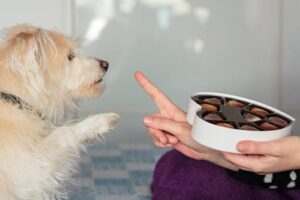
[0,24,119,200]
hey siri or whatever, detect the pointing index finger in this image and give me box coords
[134,71,174,110]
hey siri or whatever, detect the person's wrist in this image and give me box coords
[293,137,300,170]
[281,136,300,171]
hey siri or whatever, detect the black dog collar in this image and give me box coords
[0,91,26,109]
[0,91,43,119]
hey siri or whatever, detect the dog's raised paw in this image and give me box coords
[106,113,120,129]
[75,113,119,135]
[92,113,119,134]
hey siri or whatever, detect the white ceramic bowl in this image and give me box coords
[186,92,295,153]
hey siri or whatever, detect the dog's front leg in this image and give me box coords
[41,112,119,182]
[44,113,119,149]
[27,113,119,199]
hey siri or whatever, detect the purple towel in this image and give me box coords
[151,150,300,200]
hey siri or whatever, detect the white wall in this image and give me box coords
[281,0,300,112]
[280,0,300,133]
[75,0,281,112]
[0,0,72,35]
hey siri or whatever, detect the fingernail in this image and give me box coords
[144,117,152,124]
[237,143,247,152]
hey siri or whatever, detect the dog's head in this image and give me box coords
[0,24,109,122]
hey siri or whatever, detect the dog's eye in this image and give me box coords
[67,51,75,61]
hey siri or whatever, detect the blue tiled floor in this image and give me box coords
[69,143,167,200]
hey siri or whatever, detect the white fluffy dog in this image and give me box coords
[0,24,119,200]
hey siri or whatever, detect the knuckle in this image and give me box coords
[248,143,259,153]
[149,130,161,138]
[248,143,264,154]
[152,94,159,102]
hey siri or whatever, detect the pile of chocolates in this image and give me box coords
[193,95,291,131]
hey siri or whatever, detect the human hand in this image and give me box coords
[223,136,300,173]
[134,71,185,148]
[134,71,238,170]
[134,71,186,121]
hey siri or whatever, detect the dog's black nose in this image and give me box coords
[99,60,109,72]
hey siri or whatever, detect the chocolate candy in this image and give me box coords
[201,104,218,111]
[203,98,222,105]
[216,122,235,129]
[240,125,259,131]
[242,113,261,122]
[250,107,269,117]
[195,94,291,131]
[260,122,278,130]
[227,100,245,108]
[203,113,223,121]
[268,117,288,127]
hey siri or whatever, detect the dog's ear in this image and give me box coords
[5,24,40,42]
[3,25,53,98]
[15,31,37,44]
[15,31,44,65]
[6,24,50,67]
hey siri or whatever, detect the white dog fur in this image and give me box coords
[0,24,119,200]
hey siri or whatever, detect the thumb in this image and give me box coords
[237,140,280,156]
[144,116,188,137]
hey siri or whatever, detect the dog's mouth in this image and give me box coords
[93,78,103,85]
